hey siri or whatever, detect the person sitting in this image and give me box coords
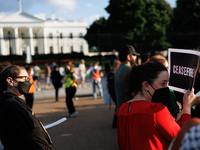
[115,61,196,150]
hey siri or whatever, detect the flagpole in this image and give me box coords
[19,0,22,12]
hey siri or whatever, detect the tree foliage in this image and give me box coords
[170,0,200,49]
[85,0,173,54]
[84,17,107,50]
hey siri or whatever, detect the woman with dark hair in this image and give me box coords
[116,61,196,150]
[149,54,180,119]
[0,65,53,150]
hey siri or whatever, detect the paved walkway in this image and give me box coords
[29,75,118,150]
[33,97,118,150]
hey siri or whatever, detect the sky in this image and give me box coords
[0,0,176,26]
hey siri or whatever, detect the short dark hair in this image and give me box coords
[0,65,25,93]
[0,64,8,72]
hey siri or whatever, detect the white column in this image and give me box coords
[0,27,4,55]
[42,28,48,54]
[83,40,89,55]
[14,27,19,55]
[28,27,34,55]
[57,32,59,54]
[53,32,57,54]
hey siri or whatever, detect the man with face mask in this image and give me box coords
[114,45,140,128]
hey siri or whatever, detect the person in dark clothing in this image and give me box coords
[105,62,111,75]
[0,65,53,150]
[107,60,121,128]
[51,65,63,102]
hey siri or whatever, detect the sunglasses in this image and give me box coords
[15,76,30,82]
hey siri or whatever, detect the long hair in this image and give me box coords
[124,61,167,99]
[0,65,24,93]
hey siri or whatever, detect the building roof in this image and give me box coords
[0,11,88,28]
[0,11,44,23]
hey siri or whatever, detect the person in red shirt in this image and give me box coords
[115,61,196,150]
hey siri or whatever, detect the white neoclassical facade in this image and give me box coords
[0,11,89,56]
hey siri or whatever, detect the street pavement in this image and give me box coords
[30,76,118,150]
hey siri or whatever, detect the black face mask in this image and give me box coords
[148,84,171,105]
[17,81,32,94]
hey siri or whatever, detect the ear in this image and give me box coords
[142,81,149,91]
[6,77,14,86]
[127,54,131,61]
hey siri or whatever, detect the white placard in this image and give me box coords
[44,117,67,130]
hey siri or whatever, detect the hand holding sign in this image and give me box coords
[182,88,196,114]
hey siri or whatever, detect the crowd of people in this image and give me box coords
[1,44,200,149]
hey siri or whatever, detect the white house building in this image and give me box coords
[0,11,89,56]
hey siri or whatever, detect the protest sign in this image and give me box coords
[168,48,200,93]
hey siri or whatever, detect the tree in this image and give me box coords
[140,0,172,52]
[85,0,173,54]
[84,17,107,51]
[170,0,200,49]
[105,0,173,53]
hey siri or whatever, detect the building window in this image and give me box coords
[34,33,38,39]
[60,33,63,39]
[50,46,53,53]
[21,33,25,39]
[70,46,73,52]
[70,33,73,39]
[79,33,83,38]
[49,33,53,39]
[80,45,83,52]
[34,47,38,55]
[61,46,63,53]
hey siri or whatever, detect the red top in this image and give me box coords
[115,100,191,150]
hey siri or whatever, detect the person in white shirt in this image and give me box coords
[78,59,86,88]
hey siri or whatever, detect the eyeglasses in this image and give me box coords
[15,76,30,82]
